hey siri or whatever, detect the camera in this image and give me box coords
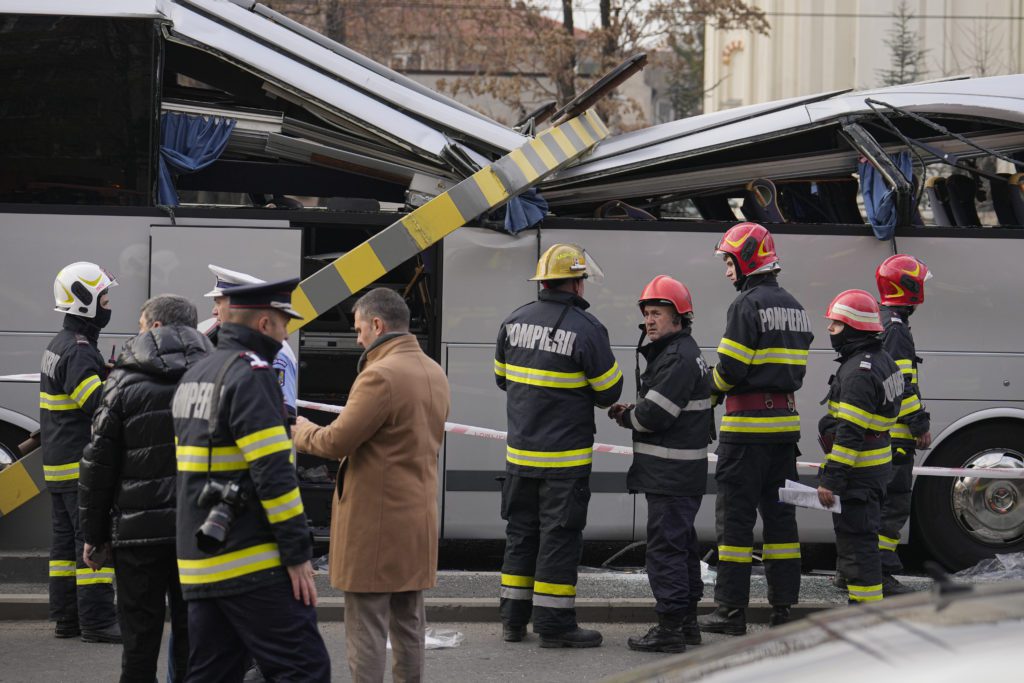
[195,479,247,553]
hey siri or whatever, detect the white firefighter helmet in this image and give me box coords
[53,262,117,318]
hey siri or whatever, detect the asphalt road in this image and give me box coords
[0,620,769,683]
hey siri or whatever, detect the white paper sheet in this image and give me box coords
[778,479,841,513]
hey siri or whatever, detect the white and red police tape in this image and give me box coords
[296,399,1024,480]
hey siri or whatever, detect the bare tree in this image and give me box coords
[878,0,928,86]
[942,18,1007,78]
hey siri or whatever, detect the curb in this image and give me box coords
[0,594,838,623]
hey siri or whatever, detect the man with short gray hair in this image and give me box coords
[294,287,450,683]
[80,294,212,682]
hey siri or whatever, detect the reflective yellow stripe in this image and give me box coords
[720,415,801,433]
[762,543,801,560]
[49,560,76,577]
[506,446,592,468]
[39,392,78,411]
[43,462,79,482]
[828,401,896,431]
[176,445,248,472]
[751,347,809,366]
[588,362,623,392]
[178,543,281,585]
[260,487,305,524]
[716,338,754,364]
[237,426,292,463]
[494,360,507,377]
[898,396,922,418]
[501,362,588,389]
[712,366,734,392]
[501,573,534,588]
[890,423,914,440]
[827,444,892,468]
[848,583,884,602]
[534,581,576,596]
[878,534,899,552]
[70,374,102,407]
[76,567,114,585]
[718,545,753,563]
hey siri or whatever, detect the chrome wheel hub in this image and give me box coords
[952,450,1024,544]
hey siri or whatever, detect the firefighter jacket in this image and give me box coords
[819,337,900,494]
[622,329,712,497]
[711,274,814,444]
[39,315,108,491]
[80,325,213,547]
[172,323,311,600]
[880,306,930,454]
[495,289,623,478]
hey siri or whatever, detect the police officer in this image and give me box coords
[173,278,329,682]
[818,290,901,605]
[699,223,813,635]
[203,265,298,420]
[495,243,623,648]
[40,261,121,642]
[608,276,712,653]
[875,255,931,595]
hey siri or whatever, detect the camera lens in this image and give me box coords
[195,504,234,554]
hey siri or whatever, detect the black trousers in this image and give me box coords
[48,490,116,629]
[879,449,914,575]
[645,494,703,616]
[833,478,885,603]
[499,475,591,635]
[185,579,330,683]
[713,443,801,608]
[114,545,188,683]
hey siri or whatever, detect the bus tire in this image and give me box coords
[0,423,28,468]
[912,421,1024,571]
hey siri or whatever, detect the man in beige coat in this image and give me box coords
[293,288,450,683]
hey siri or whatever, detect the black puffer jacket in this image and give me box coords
[80,325,213,547]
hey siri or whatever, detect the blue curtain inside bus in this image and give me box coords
[858,151,914,240]
[502,188,549,234]
[158,113,236,206]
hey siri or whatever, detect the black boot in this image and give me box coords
[697,606,746,636]
[54,619,80,639]
[768,605,791,627]
[539,627,603,649]
[681,604,701,645]
[81,621,122,644]
[627,614,687,653]
[833,573,848,590]
[882,575,913,596]
[503,624,527,642]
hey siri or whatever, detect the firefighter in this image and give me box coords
[699,223,813,635]
[172,278,329,681]
[608,275,712,653]
[203,264,298,420]
[495,243,623,648]
[818,289,901,605]
[40,261,121,642]
[875,255,931,595]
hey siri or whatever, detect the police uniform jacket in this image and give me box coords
[819,337,900,494]
[623,329,712,497]
[39,315,107,491]
[711,274,814,444]
[880,306,930,458]
[495,289,623,478]
[80,325,213,547]
[173,323,311,600]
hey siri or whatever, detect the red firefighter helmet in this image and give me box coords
[714,222,780,276]
[875,254,931,306]
[826,289,883,332]
[638,275,693,316]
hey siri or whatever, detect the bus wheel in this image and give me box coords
[912,422,1024,571]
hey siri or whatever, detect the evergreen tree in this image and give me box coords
[878,0,928,86]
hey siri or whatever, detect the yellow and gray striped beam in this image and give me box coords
[0,448,45,519]
[287,109,609,332]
